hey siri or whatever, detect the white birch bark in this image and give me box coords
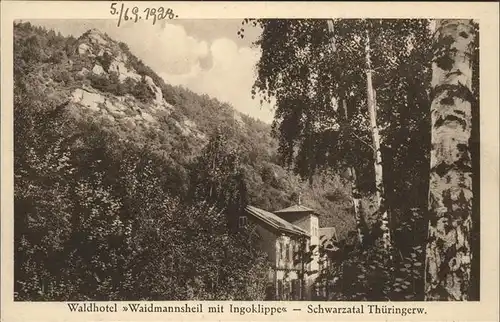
[425,19,475,301]
[364,29,391,250]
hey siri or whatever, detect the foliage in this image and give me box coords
[14,84,270,300]
[240,18,438,300]
[88,73,120,95]
[316,210,425,301]
[87,72,154,102]
[188,129,248,223]
[15,20,436,301]
[132,76,156,103]
[244,19,432,204]
[96,51,113,72]
[14,21,354,237]
[13,22,273,300]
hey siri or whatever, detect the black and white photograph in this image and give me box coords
[3,2,497,313]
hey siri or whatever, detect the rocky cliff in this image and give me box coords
[67,28,207,144]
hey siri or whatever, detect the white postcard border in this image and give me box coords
[1,1,499,321]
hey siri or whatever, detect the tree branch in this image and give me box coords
[350,131,376,153]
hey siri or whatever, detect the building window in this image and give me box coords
[238,216,247,228]
[284,280,291,300]
[293,243,298,269]
[277,280,284,300]
[292,279,302,300]
[311,226,318,237]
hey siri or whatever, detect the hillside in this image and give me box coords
[13,22,355,237]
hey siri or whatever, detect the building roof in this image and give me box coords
[274,204,317,215]
[319,227,339,252]
[245,205,310,237]
[319,227,339,243]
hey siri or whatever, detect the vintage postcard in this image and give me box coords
[1,1,499,321]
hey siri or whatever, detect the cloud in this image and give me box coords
[104,22,210,76]
[126,22,275,123]
[161,35,274,124]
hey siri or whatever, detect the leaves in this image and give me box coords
[13,23,270,299]
[250,18,433,301]
[15,103,270,300]
[315,209,426,300]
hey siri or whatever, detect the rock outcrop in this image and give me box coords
[77,29,142,83]
[63,28,208,142]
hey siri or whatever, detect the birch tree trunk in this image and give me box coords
[342,99,364,245]
[425,19,476,301]
[328,20,365,245]
[350,167,364,245]
[364,29,391,250]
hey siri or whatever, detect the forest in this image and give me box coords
[242,18,479,301]
[13,18,479,301]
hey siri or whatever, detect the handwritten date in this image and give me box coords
[110,3,178,27]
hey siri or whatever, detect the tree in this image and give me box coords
[363,24,391,250]
[14,21,362,301]
[188,128,248,222]
[424,19,477,301]
[242,18,436,300]
[243,19,375,238]
[244,18,432,246]
[185,129,270,300]
[292,238,318,300]
[325,20,365,245]
[132,76,155,103]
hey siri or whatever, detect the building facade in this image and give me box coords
[244,205,308,300]
[273,204,321,299]
[243,203,326,300]
[315,226,340,299]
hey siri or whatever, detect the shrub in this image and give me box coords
[131,77,155,103]
[96,51,113,72]
[88,72,123,96]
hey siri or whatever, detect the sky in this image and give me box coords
[28,19,275,123]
